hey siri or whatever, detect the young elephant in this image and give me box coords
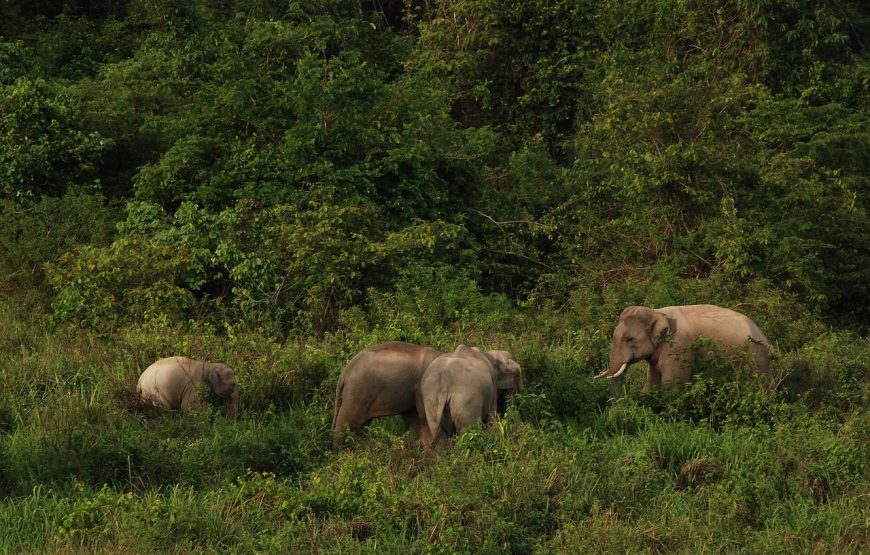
[137,357,239,419]
[595,304,771,392]
[332,341,442,445]
[421,346,522,446]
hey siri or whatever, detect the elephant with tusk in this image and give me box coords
[597,304,772,392]
[137,357,239,419]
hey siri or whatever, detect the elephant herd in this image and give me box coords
[332,342,522,446]
[136,304,772,447]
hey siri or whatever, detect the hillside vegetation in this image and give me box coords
[1,0,869,552]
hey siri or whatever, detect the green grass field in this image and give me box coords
[1,299,868,553]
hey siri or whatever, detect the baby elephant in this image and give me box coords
[421,346,522,446]
[137,356,239,419]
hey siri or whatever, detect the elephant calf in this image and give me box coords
[332,341,442,446]
[421,345,522,446]
[137,356,239,419]
[596,304,772,392]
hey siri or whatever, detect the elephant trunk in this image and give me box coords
[609,344,632,379]
[596,349,630,379]
[611,361,629,379]
[226,388,239,420]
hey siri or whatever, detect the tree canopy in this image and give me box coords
[1,0,868,332]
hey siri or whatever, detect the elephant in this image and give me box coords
[332,341,442,445]
[595,304,772,392]
[421,345,523,446]
[137,356,239,419]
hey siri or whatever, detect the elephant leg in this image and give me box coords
[180,391,205,413]
[483,395,498,428]
[333,402,370,438]
[425,397,457,448]
[411,390,435,447]
[642,368,662,393]
[451,396,485,434]
[657,358,689,388]
[402,409,433,447]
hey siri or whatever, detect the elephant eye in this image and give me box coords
[625,336,635,343]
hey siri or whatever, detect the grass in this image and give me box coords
[0,299,869,553]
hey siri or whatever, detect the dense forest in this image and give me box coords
[1,0,869,551]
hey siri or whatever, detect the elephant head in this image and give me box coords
[479,349,523,412]
[596,306,672,380]
[485,350,523,393]
[206,363,239,420]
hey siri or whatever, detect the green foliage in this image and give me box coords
[778,331,870,414]
[364,263,513,342]
[0,78,109,198]
[2,0,870,551]
[29,15,138,79]
[0,188,115,292]
[47,197,470,332]
[4,0,869,330]
[0,41,31,85]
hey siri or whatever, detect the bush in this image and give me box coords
[0,189,115,293]
[0,77,109,198]
[778,332,870,417]
[364,263,515,342]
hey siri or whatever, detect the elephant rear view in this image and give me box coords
[137,356,239,419]
[421,346,522,446]
[332,341,442,446]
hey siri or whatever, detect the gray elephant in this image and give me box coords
[595,304,771,392]
[421,345,523,446]
[332,341,442,445]
[137,356,239,419]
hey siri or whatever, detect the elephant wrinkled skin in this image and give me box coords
[421,345,522,446]
[137,356,239,419]
[597,304,772,392]
[332,341,442,445]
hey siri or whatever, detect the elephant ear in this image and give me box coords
[487,350,523,391]
[511,369,523,392]
[650,312,672,343]
[476,348,498,368]
[496,368,521,391]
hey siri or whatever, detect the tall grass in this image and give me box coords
[1,298,869,552]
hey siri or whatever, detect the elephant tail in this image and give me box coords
[430,396,455,444]
[441,400,455,437]
[331,374,345,432]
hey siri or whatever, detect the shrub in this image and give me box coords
[0,189,115,293]
[778,331,870,417]
[0,77,109,198]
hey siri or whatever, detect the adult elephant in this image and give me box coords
[332,341,442,445]
[595,304,771,392]
[421,345,523,446]
[137,356,239,419]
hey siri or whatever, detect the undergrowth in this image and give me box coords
[1,299,868,552]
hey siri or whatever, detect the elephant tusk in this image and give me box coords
[608,363,629,379]
[593,369,610,379]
